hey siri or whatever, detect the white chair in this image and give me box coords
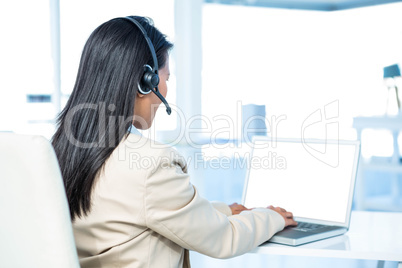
[0,133,80,268]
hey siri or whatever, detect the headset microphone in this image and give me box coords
[151,87,172,115]
[121,16,171,115]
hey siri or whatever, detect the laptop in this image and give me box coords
[242,137,360,246]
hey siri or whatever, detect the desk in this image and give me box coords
[251,211,402,267]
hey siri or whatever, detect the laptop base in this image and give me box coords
[268,226,347,246]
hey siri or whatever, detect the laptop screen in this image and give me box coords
[243,139,359,224]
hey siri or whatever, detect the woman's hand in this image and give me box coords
[268,205,298,227]
[228,203,298,228]
[229,203,250,215]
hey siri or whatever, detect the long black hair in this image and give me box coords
[52,16,173,221]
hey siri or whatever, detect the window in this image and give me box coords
[201,3,402,151]
[0,1,54,136]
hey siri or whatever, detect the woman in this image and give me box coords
[52,16,297,268]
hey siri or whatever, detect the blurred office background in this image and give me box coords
[1,0,402,267]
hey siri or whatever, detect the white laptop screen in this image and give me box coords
[243,139,358,224]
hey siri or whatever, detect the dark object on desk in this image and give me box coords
[383,64,401,112]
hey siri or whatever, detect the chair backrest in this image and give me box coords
[0,133,80,268]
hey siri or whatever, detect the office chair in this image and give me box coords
[0,133,80,268]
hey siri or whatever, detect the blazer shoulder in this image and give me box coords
[114,134,186,172]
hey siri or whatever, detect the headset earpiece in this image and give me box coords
[122,16,171,115]
[138,64,159,95]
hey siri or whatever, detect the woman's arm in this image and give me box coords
[143,147,289,259]
[210,201,232,216]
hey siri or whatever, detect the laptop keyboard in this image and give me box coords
[292,222,326,232]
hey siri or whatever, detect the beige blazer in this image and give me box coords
[73,133,285,268]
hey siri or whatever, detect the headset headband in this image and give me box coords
[121,17,159,74]
[119,16,172,115]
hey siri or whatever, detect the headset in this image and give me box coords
[121,16,171,115]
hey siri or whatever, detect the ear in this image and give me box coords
[136,91,145,98]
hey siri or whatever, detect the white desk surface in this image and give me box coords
[251,211,402,262]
